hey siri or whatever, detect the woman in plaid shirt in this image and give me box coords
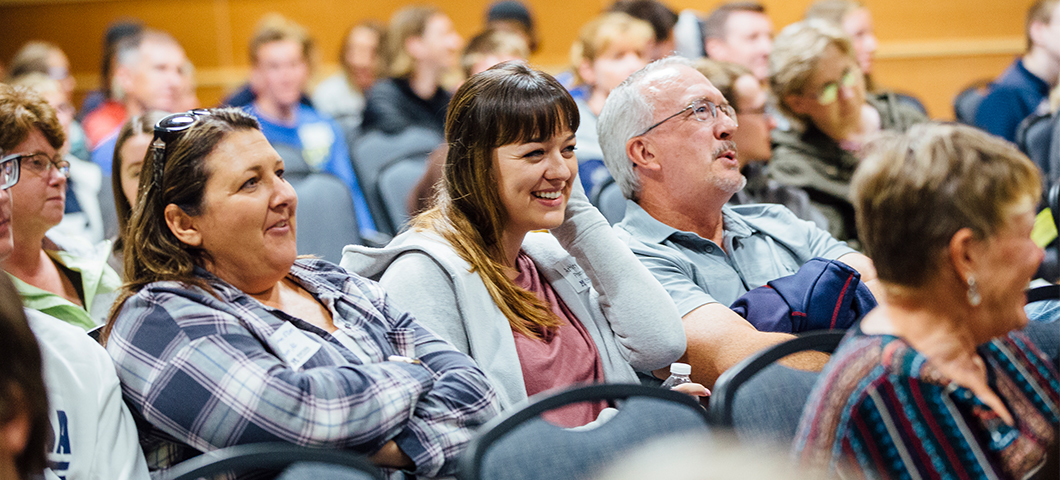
[101,107,499,478]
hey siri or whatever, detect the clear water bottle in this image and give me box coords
[660,362,693,389]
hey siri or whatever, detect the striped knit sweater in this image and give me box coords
[794,328,1059,479]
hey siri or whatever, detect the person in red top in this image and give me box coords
[83,30,187,162]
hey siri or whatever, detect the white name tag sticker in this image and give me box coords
[559,260,592,293]
[269,322,322,370]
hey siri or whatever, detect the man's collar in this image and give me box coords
[720,205,755,238]
[620,200,680,244]
[621,201,760,244]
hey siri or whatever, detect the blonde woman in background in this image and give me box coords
[568,12,654,194]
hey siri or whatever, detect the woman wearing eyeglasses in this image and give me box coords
[101,107,498,477]
[343,62,690,426]
[768,20,925,244]
[0,84,121,331]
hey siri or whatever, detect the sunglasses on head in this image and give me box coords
[151,109,212,187]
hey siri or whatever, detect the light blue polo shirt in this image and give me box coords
[614,201,855,315]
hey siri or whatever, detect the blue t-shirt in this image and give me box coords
[89,129,119,175]
[246,104,377,235]
[974,58,1051,143]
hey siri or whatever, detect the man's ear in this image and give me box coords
[1028,19,1050,50]
[703,38,726,60]
[577,59,596,87]
[248,65,263,95]
[113,64,133,101]
[165,204,202,247]
[626,136,661,172]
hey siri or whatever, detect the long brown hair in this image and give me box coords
[111,110,168,254]
[412,61,579,339]
[102,107,260,343]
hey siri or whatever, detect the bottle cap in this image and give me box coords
[669,362,691,375]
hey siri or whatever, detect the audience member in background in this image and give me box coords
[344,63,689,422]
[795,122,1059,479]
[804,0,930,116]
[609,0,679,61]
[78,22,143,122]
[804,0,878,91]
[461,29,530,79]
[702,2,773,82]
[312,21,385,141]
[486,0,539,54]
[406,32,531,217]
[0,274,49,480]
[975,0,1060,142]
[570,12,653,195]
[107,111,167,277]
[176,59,200,112]
[0,85,120,330]
[695,59,828,229]
[0,150,149,479]
[600,57,878,387]
[104,107,498,476]
[245,14,378,237]
[10,74,106,245]
[87,29,188,171]
[4,41,87,162]
[363,6,463,136]
[769,20,924,243]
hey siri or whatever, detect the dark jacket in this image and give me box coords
[770,93,925,242]
[730,257,877,333]
[361,77,450,136]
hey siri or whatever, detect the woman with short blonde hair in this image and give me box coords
[795,122,1058,479]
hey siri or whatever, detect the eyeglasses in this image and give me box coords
[0,154,22,190]
[814,69,859,105]
[638,98,737,136]
[6,152,68,179]
[151,109,211,187]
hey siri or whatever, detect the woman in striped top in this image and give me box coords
[793,122,1059,479]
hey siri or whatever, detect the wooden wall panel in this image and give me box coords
[0,0,1037,118]
[873,54,1015,119]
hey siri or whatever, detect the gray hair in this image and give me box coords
[599,56,695,201]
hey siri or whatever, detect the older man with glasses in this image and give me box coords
[0,84,121,330]
[598,57,880,388]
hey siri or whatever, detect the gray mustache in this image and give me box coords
[712,141,739,159]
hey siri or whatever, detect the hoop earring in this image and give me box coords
[967,275,982,307]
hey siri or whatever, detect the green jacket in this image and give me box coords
[770,92,926,243]
[12,242,121,331]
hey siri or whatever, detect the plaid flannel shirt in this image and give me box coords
[106,259,498,478]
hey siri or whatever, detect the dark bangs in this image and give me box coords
[477,64,580,148]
